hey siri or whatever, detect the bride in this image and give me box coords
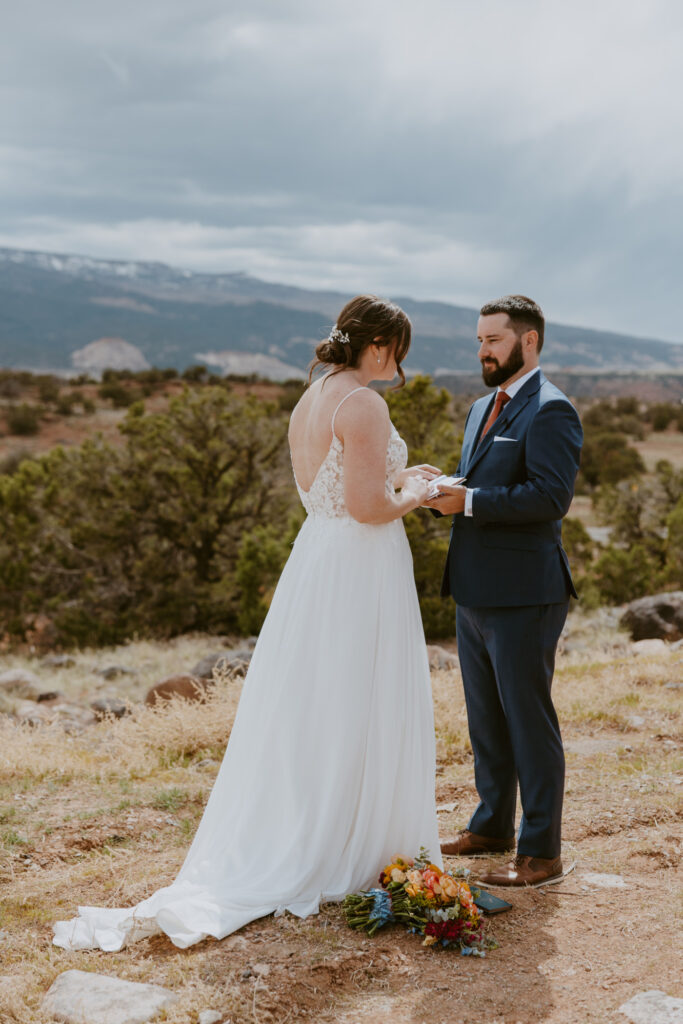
[54,294,443,952]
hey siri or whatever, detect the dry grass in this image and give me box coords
[0,622,681,1023]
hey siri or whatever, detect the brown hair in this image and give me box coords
[480,294,545,352]
[309,295,412,388]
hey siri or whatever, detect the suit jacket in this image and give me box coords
[440,370,583,607]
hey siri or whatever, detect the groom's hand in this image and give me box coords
[423,484,467,515]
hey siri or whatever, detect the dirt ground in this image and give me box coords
[0,621,681,1024]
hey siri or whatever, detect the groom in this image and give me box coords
[426,295,583,886]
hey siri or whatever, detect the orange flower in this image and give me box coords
[439,875,460,901]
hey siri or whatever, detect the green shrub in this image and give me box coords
[6,403,41,436]
[182,364,209,382]
[592,545,660,605]
[56,393,76,416]
[665,497,683,586]
[0,388,292,645]
[37,376,61,404]
[649,403,676,432]
[98,382,143,408]
[578,431,645,489]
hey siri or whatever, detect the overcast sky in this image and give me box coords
[1,0,682,341]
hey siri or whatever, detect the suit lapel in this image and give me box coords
[462,396,495,474]
[464,371,544,477]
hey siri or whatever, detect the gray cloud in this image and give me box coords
[0,0,682,340]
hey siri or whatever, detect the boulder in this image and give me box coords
[191,649,252,680]
[426,645,459,671]
[95,665,136,680]
[42,968,178,1024]
[0,668,43,701]
[15,700,96,733]
[90,697,131,720]
[620,591,683,642]
[199,1012,224,1024]
[618,989,683,1024]
[145,674,209,705]
[632,638,669,656]
[37,690,64,703]
[41,654,76,668]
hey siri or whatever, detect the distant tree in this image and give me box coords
[182,364,209,382]
[0,387,295,645]
[387,376,462,637]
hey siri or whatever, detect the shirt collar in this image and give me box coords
[499,366,540,400]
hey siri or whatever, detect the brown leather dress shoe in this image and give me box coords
[440,829,515,856]
[478,854,563,887]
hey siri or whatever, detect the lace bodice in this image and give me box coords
[293,424,407,520]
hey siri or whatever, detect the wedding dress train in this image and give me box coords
[53,391,441,951]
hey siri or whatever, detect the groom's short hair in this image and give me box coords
[480,295,545,352]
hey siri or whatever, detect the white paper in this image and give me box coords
[427,474,466,497]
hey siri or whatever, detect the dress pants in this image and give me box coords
[455,601,568,859]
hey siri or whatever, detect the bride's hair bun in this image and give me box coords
[314,326,352,367]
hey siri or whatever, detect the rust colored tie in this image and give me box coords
[478,390,511,445]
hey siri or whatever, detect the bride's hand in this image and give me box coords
[400,474,432,508]
[395,464,441,489]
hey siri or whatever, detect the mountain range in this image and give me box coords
[1,246,682,379]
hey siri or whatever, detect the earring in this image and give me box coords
[377,356,381,364]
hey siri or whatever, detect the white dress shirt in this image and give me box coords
[464,367,540,516]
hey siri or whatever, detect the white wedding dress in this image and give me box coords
[53,389,441,951]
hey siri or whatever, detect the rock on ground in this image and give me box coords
[621,591,683,641]
[191,650,252,680]
[14,700,96,732]
[145,674,209,705]
[618,989,683,1024]
[632,638,670,656]
[198,1011,224,1024]
[425,644,459,671]
[42,969,178,1024]
[0,668,43,700]
[90,697,131,720]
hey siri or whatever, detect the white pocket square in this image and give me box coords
[493,435,517,442]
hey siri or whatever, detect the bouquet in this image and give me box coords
[343,849,493,954]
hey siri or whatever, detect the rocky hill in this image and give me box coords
[1,246,682,379]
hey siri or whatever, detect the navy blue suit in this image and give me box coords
[441,370,582,858]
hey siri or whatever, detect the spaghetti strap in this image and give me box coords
[331,387,367,439]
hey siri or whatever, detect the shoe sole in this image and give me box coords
[441,849,515,857]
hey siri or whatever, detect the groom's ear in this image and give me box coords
[523,329,540,353]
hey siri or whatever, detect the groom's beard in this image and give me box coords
[481,338,525,387]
